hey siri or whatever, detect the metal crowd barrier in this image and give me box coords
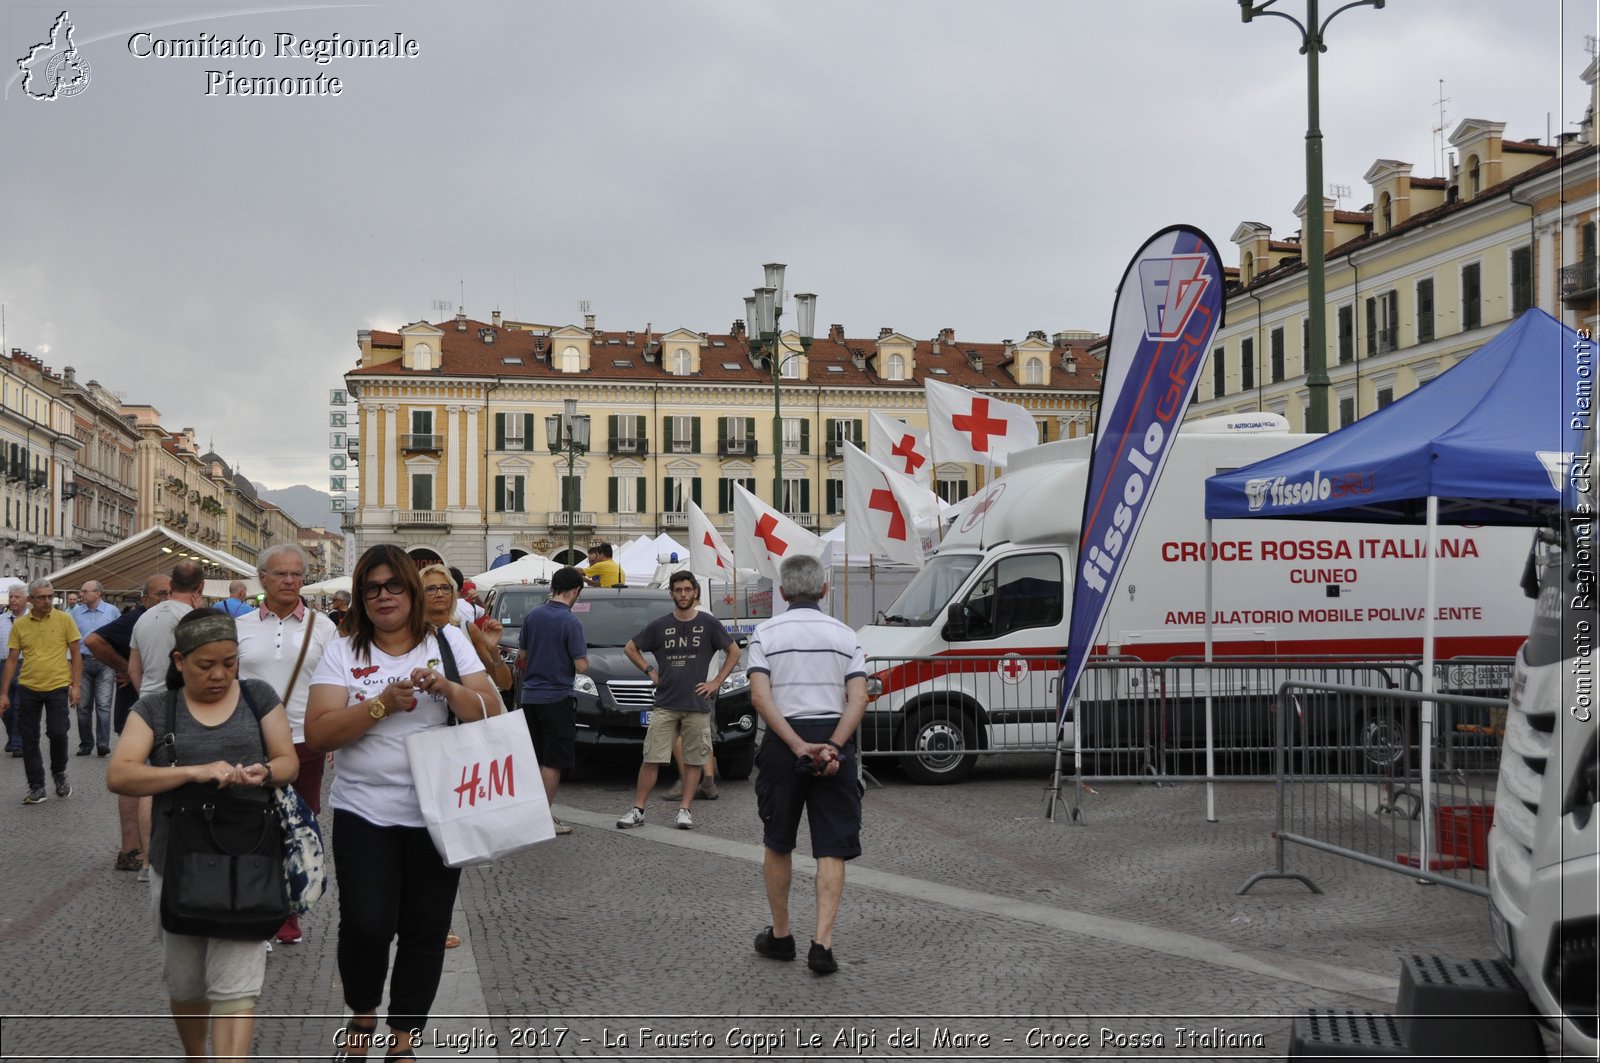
[1240,680,1509,898]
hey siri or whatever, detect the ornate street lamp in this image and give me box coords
[544,398,591,562]
[1240,0,1384,433]
[744,263,817,511]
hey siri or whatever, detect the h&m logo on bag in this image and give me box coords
[455,755,514,808]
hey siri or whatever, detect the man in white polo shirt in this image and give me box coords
[745,553,867,976]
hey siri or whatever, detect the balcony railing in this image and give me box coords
[396,510,448,526]
[339,512,357,531]
[718,438,756,458]
[608,437,648,456]
[1560,258,1598,302]
[399,434,442,452]
[661,511,690,528]
[784,511,819,528]
[825,438,860,459]
[546,511,596,529]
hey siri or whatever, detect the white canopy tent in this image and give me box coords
[48,526,260,599]
[469,553,562,589]
[302,575,352,596]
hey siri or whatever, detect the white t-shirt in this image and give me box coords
[454,599,483,627]
[237,607,338,743]
[308,625,484,828]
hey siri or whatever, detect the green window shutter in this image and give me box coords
[799,419,810,455]
[745,417,756,443]
[691,477,702,506]
[718,478,730,514]
[1365,297,1376,357]
[494,414,506,451]
[744,477,755,497]
[516,477,526,512]
[494,475,505,512]
[608,476,618,513]
[522,414,535,450]
[824,418,836,445]
[852,419,863,445]
[691,418,701,453]
[825,479,838,514]
[718,416,728,448]
[800,480,810,513]
[608,414,618,450]
[663,476,674,510]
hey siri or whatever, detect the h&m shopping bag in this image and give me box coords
[405,704,555,867]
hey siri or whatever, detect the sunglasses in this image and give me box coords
[362,578,409,600]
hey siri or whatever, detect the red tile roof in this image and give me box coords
[354,323,1105,392]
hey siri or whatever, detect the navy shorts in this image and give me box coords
[522,697,576,770]
[753,717,862,860]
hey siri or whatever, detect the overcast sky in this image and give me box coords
[3,0,1593,492]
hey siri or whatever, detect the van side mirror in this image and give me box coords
[942,601,969,642]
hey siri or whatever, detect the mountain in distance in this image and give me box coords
[253,482,338,530]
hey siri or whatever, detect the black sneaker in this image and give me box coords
[54,775,71,799]
[806,940,838,974]
[76,745,93,756]
[753,926,795,961]
[22,788,46,805]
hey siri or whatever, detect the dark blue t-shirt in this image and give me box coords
[518,599,587,703]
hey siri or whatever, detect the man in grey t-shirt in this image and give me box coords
[129,560,207,700]
[616,572,739,830]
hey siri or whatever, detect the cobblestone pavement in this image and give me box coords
[0,749,1502,1061]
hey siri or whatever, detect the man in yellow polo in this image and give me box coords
[0,580,83,804]
[585,543,624,587]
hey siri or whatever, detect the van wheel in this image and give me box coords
[901,706,977,785]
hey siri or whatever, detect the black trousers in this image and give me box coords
[332,809,462,1034]
[17,685,70,791]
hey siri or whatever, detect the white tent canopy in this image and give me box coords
[303,575,352,596]
[48,525,260,598]
[470,553,562,589]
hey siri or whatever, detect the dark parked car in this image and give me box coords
[487,585,757,779]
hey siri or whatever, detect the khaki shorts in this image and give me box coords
[642,709,712,765]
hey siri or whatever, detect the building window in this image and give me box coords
[1338,396,1355,428]
[1366,290,1399,355]
[1510,244,1532,316]
[1337,305,1354,364]
[499,412,527,449]
[673,348,691,375]
[780,476,810,515]
[885,353,905,381]
[937,475,969,504]
[1462,262,1482,330]
[410,473,433,511]
[663,476,699,512]
[1416,278,1435,344]
[608,474,645,514]
[667,416,698,454]
[1212,347,1226,398]
[1269,327,1285,383]
[826,477,846,515]
[1242,250,1254,284]
[1023,358,1043,385]
[411,410,433,437]
[1240,336,1255,391]
[717,476,755,514]
[494,474,525,513]
[1467,155,1480,197]
[559,473,581,512]
[780,356,800,380]
[781,417,808,455]
[1377,387,1395,409]
[1379,191,1391,232]
[609,414,643,452]
[562,346,581,373]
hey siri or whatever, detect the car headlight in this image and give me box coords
[573,674,598,697]
[719,670,750,695]
[498,646,518,666]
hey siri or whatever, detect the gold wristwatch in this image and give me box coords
[369,698,388,720]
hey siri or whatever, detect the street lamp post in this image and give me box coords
[544,397,591,562]
[1240,0,1384,434]
[744,263,816,512]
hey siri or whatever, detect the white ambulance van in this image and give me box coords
[860,416,1535,782]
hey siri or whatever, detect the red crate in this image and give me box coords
[1434,804,1494,870]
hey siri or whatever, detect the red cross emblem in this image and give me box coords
[754,513,788,557]
[891,433,926,475]
[722,593,734,605]
[998,655,1029,684]
[702,532,727,569]
[868,487,907,541]
[952,397,1007,452]
[959,481,1007,532]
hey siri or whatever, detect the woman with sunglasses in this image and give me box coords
[304,545,500,1061]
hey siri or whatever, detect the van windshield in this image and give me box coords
[878,554,980,625]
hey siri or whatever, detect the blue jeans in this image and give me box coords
[17,685,70,790]
[76,656,115,750]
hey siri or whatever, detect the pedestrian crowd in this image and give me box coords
[10,542,866,1061]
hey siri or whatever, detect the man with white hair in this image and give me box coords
[69,579,119,756]
[746,554,867,975]
[237,543,337,945]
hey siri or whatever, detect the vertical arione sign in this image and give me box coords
[1058,225,1226,724]
[329,389,351,513]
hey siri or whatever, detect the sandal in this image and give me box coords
[114,848,143,871]
[331,1016,378,1061]
[444,931,461,949]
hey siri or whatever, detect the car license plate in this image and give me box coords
[1488,899,1513,958]
[641,710,650,726]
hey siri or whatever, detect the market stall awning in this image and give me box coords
[48,526,260,598]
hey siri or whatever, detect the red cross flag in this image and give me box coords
[686,500,735,577]
[923,377,1037,468]
[842,443,941,568]
[868,411,932,483]
[731,482,823,582]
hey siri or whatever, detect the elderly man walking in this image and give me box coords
[237,543,336,944]
[70,580,119,756]
[0,580,84,804]
[746,554,867,975]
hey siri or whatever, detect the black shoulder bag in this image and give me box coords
[155,685,289,940]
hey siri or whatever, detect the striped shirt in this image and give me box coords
[745,602,866,720]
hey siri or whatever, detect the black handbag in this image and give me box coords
[154,688,289,940]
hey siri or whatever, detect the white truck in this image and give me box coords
[859,416,1536,782]
[1487,433,1597,1056]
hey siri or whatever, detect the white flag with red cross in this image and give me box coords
[686,500,735,578]
[731,482,823,581]
[868,411,932,484]
[841,443,941,568]
[923,377,1037,468]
